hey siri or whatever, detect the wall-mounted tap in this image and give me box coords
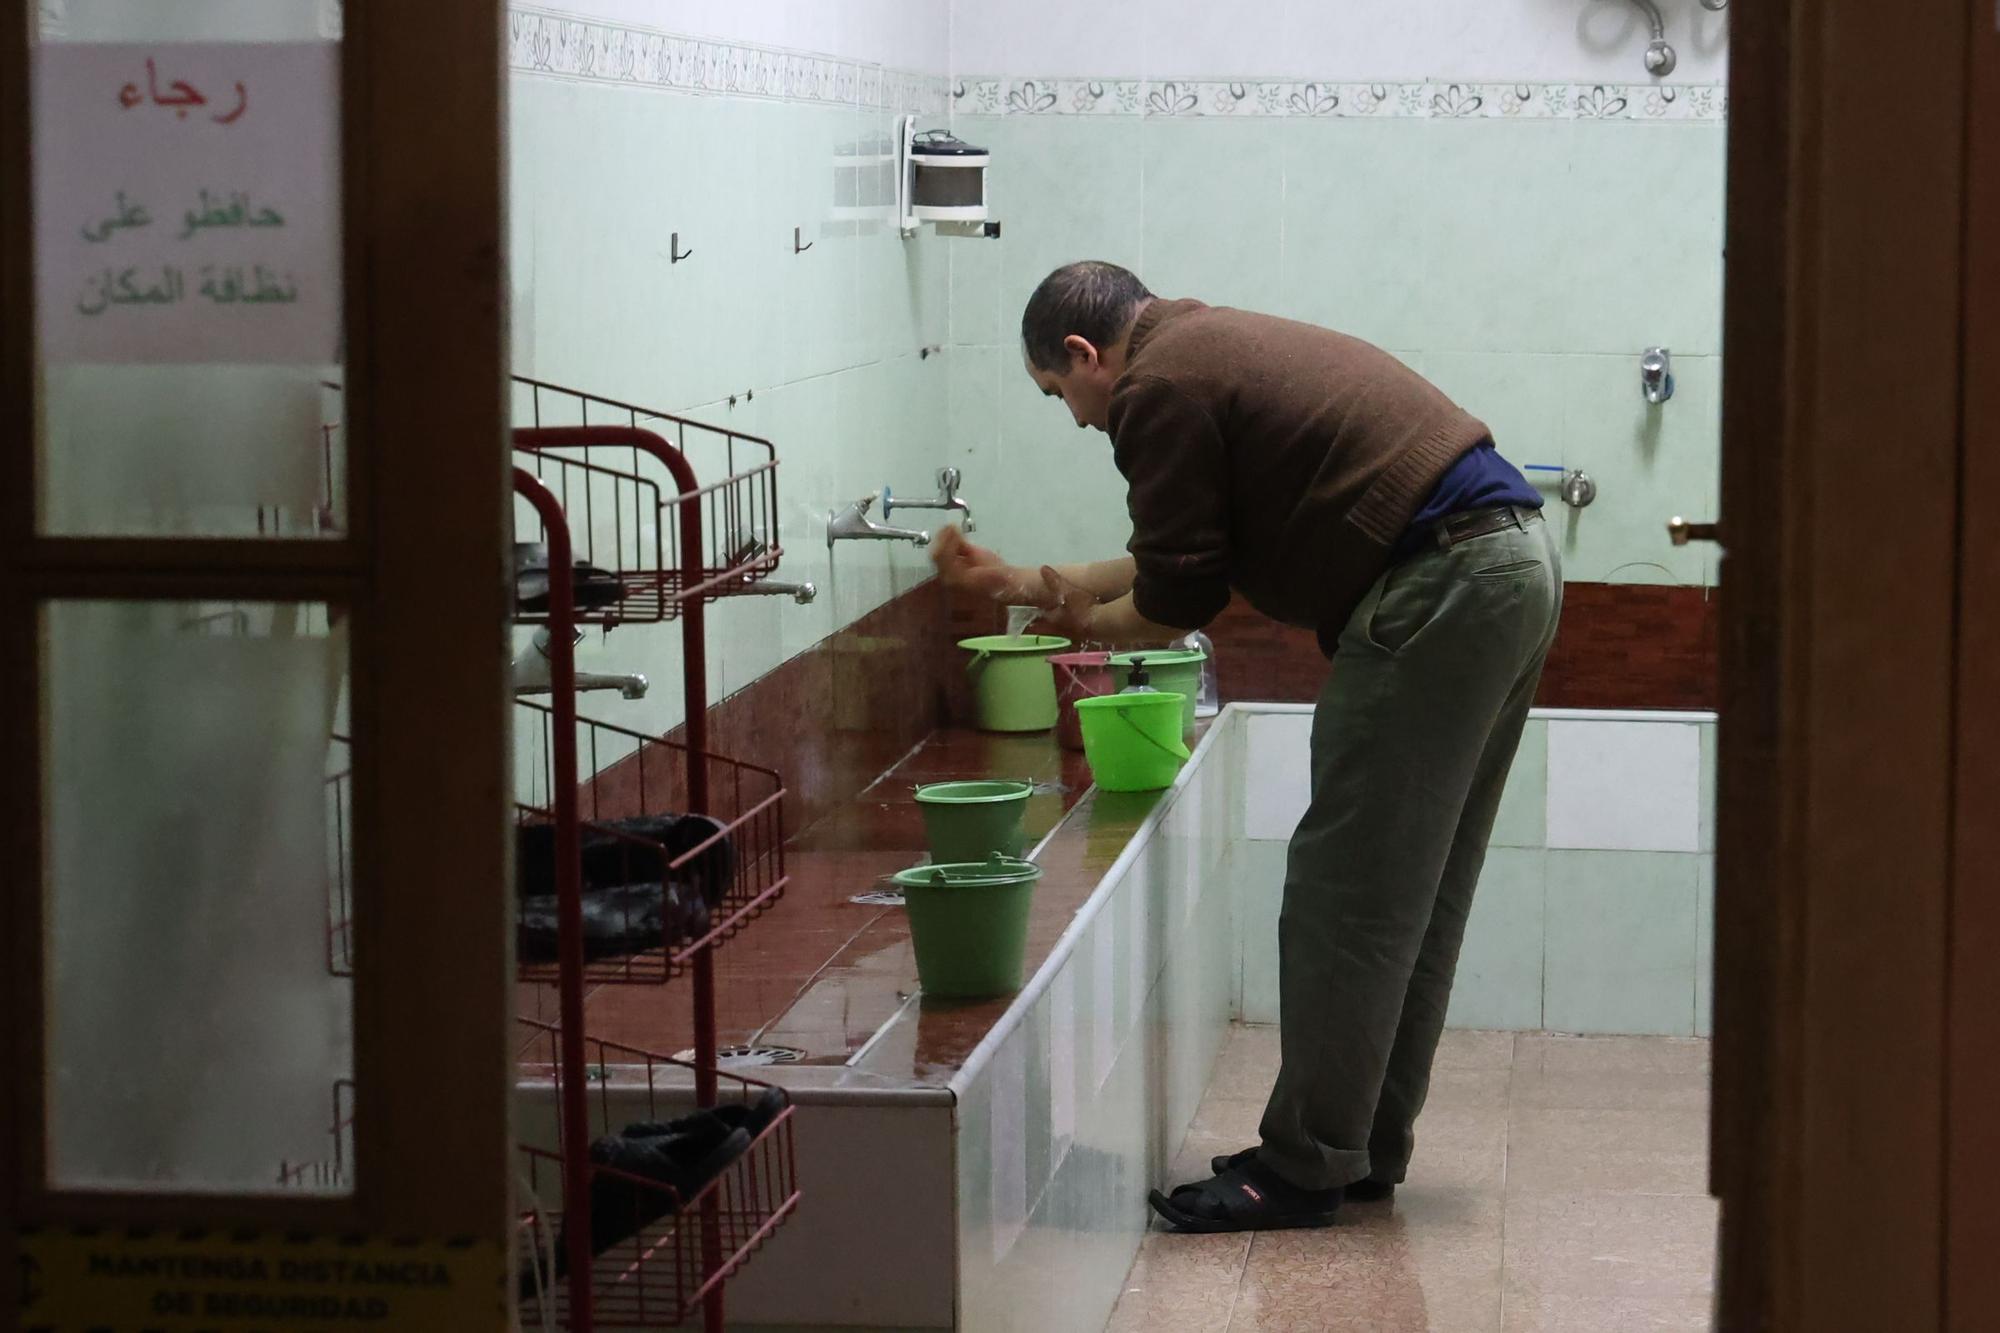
[511,627,648,699]
[732,577,818,604]
[1524,464,1598,509]
[1560,469,1598,509]
[827,494,931,549]
[882,467,975,533]
[1641,347,1675,405]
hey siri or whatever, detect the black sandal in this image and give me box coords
[1207,1146,1396,1201]
[1147,1160,1344,1233]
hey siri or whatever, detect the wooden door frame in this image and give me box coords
[0,0,512,1295]
[1947,4,2000,1330]
[1716,0,1974,1327]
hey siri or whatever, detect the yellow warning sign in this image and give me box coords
[17,1226,507,1331]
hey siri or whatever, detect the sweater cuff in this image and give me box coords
[1132,572,1229,631]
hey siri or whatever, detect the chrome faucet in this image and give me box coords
[827,494,931,549]
[511,627,649,700]
[882,467,975,533]
[732,577,817,604]
[1641,347,1675,405]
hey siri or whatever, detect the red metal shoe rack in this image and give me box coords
[507,378,802,1333]
[317,381,802,1330]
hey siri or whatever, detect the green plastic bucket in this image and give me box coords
[1108,650,1205,739]
[960,635,1071,732]
[914,780,1033,864]
[1073,691,1192,792]
[891,855,1044,998]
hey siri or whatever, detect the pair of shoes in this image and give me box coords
[1208,1145,1397,1202]
[522,1089,788,1298]
[513,542,625,613]
[1147,1157,1344,1234]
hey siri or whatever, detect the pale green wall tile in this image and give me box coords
[990,365,1131,564]
[1491,718,1548,848]
[1544,850,1699,1036]
[1562,123,1726,356]
[973,115,1148,336]
[1423,352,1570,466]
[1695,854,1714,1037]
[946,344,1004,477]
[1140,118,1285,312]
[1419,120,1585,355]
[1446,847,1547,1030]
[1557,351,1719,583]
[1277,117,1441,348]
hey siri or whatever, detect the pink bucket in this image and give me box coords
[1051,651,1115,751]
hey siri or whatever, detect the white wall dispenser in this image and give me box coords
[898,116,999,239]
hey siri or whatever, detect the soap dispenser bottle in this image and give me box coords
[1120,656,1159,693]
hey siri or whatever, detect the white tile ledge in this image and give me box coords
[941,702,1243,1098]
[1230,701,1715,725]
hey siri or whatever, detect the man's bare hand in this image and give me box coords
[931,525,1041,604]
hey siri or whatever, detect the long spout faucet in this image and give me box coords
[827,494,931,549]
[882,467,974,533]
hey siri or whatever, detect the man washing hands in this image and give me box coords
[931,261,1560,1234]
[928,524,1181,647]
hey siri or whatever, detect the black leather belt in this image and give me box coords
[1426,503,1542,553]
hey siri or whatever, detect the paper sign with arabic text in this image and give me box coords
[34,42,339,364]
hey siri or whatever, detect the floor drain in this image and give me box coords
[849,889,906,907]
[673,1044,807,1068]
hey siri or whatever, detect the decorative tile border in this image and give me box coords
[952,78,1726,122]
[507,5,949,114]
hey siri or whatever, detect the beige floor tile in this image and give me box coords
[1169,1132,1249,1184]
[1512,1035,1710,1112]
[1402,1125,1509,1196]
[1434,1029,1518,1072]
[1190,1093,1269,1143]
[1230,1215,1505,1332]
[1500,1192,1718,1330]
[1369,1184,1506,1239]
[1514,1033,1711,1079]
[1421,1066,1514,1114]
[1105,1231,1252,1333]
[1104,1028,1717,1333]
[1208,1023,1283,1098]
[1505,1105,1709,1196]
[1508,1064,1711,1113]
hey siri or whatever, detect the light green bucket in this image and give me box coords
[960,634,1072,732]
[891,855,1044,998]
[914,780,1033,864]
[1108,650,1205,739]
[1073,691,1192,792]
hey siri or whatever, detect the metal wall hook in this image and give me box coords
[670,232,692,263]
[793,226,813,254]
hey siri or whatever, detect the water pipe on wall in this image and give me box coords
[1626,0,1678,75]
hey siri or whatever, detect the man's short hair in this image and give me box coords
[1020,261,1154,372]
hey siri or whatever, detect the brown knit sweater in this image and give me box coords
[1109,299,1489,654]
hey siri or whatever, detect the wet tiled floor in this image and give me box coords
[1109,1027,1717,1332]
